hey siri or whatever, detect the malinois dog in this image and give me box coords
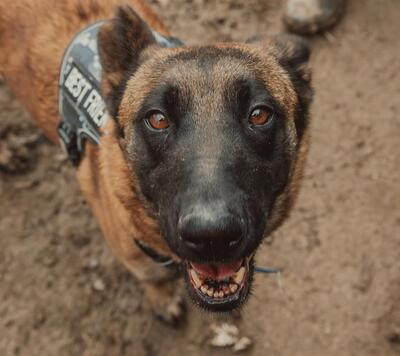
[0,0,312,323]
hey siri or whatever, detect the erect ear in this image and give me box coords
[247,34,311,81]
[98,5,157,119]
[247,34,313,140]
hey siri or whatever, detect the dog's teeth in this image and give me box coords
[230,283,238,293]
[197,273,242,297]
[190,268,202,288]
[233,266,245,285]
[223,285,230,294]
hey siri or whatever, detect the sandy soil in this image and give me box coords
[0,0,399,355]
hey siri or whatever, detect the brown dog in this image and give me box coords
[0,0,312,322]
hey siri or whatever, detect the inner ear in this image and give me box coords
[98,5,157,119]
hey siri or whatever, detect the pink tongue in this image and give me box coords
[191,260,242,280]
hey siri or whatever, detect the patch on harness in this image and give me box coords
[58,21,105,166]
[63,65,107,127]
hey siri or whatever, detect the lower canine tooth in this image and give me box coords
[233,266,245,285]
[200,285,207,294]
[230,284,238,293]
[190,268,202,288]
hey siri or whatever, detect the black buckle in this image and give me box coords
[58,121,81,166]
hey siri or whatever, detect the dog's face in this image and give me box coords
[99,6,312,311]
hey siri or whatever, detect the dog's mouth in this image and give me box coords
[184,256,253,311]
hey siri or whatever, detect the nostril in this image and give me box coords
[178,212,244,252]
[178,234,204,250]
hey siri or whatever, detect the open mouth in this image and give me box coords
[185,257,253,311]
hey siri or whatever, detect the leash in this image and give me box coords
[135,237,280,275]
[254,266,281,274]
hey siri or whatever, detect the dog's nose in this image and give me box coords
[178,209,244,256]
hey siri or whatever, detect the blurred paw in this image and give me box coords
[143,279,186,326]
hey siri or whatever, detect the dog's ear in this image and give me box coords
[247,34,311,82]
[247,34,313,140]
[98,5,157,119]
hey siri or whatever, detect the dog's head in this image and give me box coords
[98,6,312,311]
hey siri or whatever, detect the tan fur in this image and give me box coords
[0,0,309,320]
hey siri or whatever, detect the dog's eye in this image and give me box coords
[146,112,170,130]
[249,107,273,126]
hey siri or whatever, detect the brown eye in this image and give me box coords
[249,107,272,126]
[147,112,170,130]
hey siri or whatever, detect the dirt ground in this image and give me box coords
[0,0,399,355]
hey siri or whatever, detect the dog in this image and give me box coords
[0,0,312,323]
